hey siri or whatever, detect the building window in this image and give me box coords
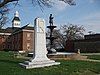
[17,23,18,25]
[27,33,31,40]
[27,43,30,50]
[15,23,17,25]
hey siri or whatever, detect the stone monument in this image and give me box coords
[19,18,60,69]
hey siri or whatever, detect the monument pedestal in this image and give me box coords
[20,18,60,69]
[20,59,60,69]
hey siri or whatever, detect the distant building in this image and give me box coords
[65,34,100,53]
[0,11,34,52]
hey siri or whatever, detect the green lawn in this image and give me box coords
[0,51,100,75]
[87,55,100,60]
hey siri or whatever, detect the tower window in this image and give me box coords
[27,43,30,50]
[27,33,31,40]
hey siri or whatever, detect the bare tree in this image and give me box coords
[61,24,85,40]
[0,0,18,7]
[53,29,66,49]
[0,0,75,8]
[0,5,9,29]
[46,29,65,49]
[50,24,85,49]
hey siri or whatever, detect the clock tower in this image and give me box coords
[12,11,20,28]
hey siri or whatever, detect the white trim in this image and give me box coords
[0,33,11,35]
[22,29,34,32]
[12,29,34,35]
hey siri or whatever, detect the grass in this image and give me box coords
[0,51,100,75]
[87,55,100,60]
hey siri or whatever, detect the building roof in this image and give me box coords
[21,25,34,30]
[85,34,100,40]
[0,27,19,34]
[12,25,34,34]
[0,28,12,33]
[85,34,100,36]
[0,24,34,35]
[12,17,20,22]
[74,34,100,42]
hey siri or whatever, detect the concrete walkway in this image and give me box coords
[81,53,100,55]
[81,59,100,62]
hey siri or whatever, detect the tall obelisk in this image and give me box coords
[20,18,60,69]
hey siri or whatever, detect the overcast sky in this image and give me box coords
[5,0,100,34]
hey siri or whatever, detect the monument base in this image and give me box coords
[19,59,60,69]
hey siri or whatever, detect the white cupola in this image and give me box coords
[12,11,20,28]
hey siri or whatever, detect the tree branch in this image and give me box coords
[0,0,18,7]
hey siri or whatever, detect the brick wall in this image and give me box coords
[22,30,34,52]
[11,32,23,51]
[74,41,100,53]
[0,29,34,52]
[0,35,9,50]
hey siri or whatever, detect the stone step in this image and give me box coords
[19,61,60,69]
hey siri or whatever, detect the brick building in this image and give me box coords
[0,11,34,52]
[74,34,100,53]
[65,34,100,53]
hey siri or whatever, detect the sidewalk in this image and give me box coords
[81,53,100,55]
[81,59,100,62]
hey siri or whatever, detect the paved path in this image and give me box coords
[81,53,100,55]
[81,59,100,62]
[80,53,100,62]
